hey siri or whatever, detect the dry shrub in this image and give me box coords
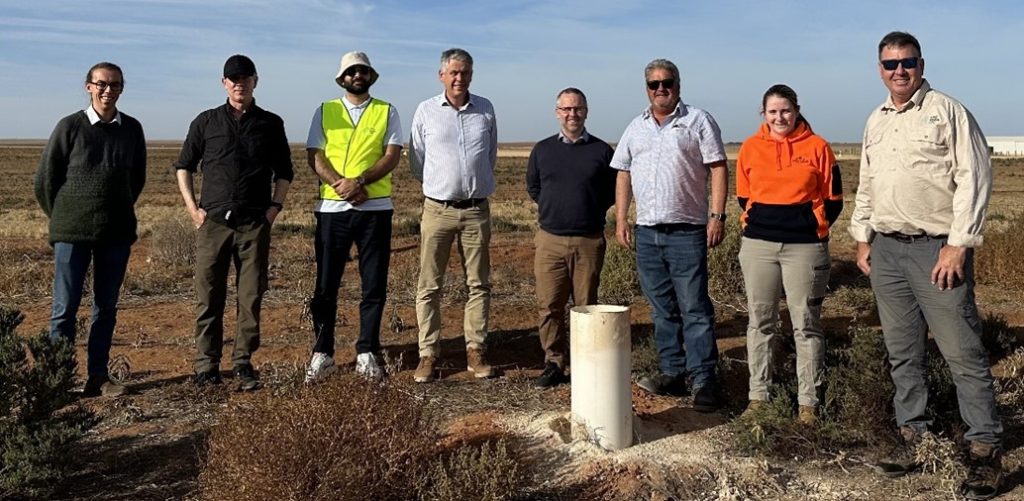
[827,284,876,314]
[200,375,435,500]
[708,222,744,310]
[731,323,968,458]
[976,211,1023,290]
[915,432,968,497]
[200,375,529,501]
[421,439,524,501]
[599,241,639,306]
[148,218,195,268]
[981,313,1019,360]
[0,240,53,300]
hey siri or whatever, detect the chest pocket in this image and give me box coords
[905,125,950,175]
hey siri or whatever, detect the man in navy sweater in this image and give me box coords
[526,87,616,388]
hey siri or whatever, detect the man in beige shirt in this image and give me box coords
[849,31,1001,500]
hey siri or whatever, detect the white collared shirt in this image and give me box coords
[409,93,497,200]
[85,106,122,125]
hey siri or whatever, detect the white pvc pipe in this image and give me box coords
[570,304,633,450]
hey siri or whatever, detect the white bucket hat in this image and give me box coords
[335,51,379,86]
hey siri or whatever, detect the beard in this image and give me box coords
[342,80,371,95]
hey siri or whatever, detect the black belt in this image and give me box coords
[644,222,706,232]
[427,197,486,209]
[881,232,945,243]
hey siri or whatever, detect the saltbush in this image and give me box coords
[0,306,96,498]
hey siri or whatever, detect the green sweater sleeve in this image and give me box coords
[35,115,75,217]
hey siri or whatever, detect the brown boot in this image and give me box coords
[798,405,818,425]
[83,375,129,398]
[961,441,1003,500]
[466,348,494,379]
[740,399,765,419]
[875,426,922,477]
[414,356,436,383]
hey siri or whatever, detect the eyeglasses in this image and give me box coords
[646,78,676,91]
[556,106,587,114]
[344,65,371,78]
[880,57,920,71]
[89,80,123,91]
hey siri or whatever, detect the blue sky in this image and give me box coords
[2,0,1022,143]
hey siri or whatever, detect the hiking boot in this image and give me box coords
[692,385,724,413]
[534,362,567,389]
[636,373,688,397]
[414,356,436,383]
[355,352,385,381]
[740,399,765,419]
[466,348,495,379]
[798,405,818,425]
[875,426,922,477]
[83,374,128,398]
[194,369,223,386]
[961,442,1003,500]
[305,352,336,384]
[234,364,262,392]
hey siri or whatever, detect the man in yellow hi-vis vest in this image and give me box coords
[305,51,403,383]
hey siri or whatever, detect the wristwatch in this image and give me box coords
[355,175,366,187]
[709,212,727,222]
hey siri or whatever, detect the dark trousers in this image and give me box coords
[310,210,393,357]
[49,242,131,376]
[193,218,270,373]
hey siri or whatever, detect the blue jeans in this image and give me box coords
[635,224,718,388]
[49,242,131,377]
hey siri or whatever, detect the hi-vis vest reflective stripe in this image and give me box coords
[320,98,392,200]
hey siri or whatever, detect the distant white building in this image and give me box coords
[987,136,1024,156]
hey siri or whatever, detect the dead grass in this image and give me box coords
[199,374,530,500]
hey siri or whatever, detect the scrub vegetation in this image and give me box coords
[0,145,1023,499]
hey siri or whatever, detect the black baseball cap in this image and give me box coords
[223,54,257,77]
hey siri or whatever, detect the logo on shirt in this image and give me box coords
[793,155,811,164]
[928,115,941,124]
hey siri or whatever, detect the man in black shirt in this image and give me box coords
[526,87,616,388]
[174,54,293,391]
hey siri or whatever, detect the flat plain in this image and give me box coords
[2,143,1023,499]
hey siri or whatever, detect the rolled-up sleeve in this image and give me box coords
[409,105,425,182]
[848,123,876,243]
[948,105,992,247]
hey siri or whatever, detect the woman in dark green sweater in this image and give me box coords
[34,62,146,397]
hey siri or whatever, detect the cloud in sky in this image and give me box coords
[2,0,1022,142]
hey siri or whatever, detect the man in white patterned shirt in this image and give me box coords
[409,48,498,383]
[612,58,728,413]
[850,31,1001,499]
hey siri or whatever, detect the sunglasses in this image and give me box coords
[344,65,371,78]
[880,57,920,71]
[646,78,676,91]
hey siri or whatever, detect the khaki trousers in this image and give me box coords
[739,237,830,407]
[416,198,491,357]
[534,229,605,369]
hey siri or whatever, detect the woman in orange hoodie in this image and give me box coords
[736,84,843,424]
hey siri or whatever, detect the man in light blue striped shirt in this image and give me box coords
[612,58,729,412]
[409,48,498,383]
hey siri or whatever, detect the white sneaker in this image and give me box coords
[355,352,384,381]
[305,352,336,383]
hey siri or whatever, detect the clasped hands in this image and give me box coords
[332,177,368,205]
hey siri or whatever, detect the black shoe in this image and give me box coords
[636,373,688,396]
[691,385,723,413]
[234,365,262,392]
[534,363,567,389]
[875,426,922,478]
[194,369,223,386]
[961,442,1003,500]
